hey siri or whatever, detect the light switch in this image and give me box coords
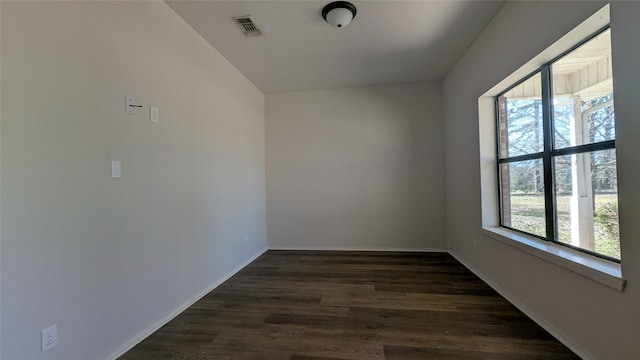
[111,161,121,178]
[150,105,159,123]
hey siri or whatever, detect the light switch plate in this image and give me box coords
[111,161,121,178]
[150,105,159,123]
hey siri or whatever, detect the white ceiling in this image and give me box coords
[167,0,505,93]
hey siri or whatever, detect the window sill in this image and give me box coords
[481,227,626,292]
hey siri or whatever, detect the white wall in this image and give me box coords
[0,1,3,356]
[444,1,640,359]
[1,2,267,360]
[266,83,445,250]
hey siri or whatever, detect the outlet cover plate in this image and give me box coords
[150,105,159,123]
[111,160,121,178]
[42,325,57,352]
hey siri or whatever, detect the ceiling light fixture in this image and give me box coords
[322,1,357,28]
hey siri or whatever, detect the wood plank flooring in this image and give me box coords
[118,251,580,360]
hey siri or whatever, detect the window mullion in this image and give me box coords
[494,25,620,261]
[541,65,556,241]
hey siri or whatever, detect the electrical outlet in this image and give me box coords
[41,325,57,352]
[150,105,159,123]
[244,234,249,244]
[473,239,478,251]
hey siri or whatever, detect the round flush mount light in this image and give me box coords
[322,1,357,28]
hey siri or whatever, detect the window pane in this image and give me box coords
[498,73,543,158]
[500,159,546,237]
[552,29,615,149]
[554,149,619,259]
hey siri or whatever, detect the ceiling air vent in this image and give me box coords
[232,16,263,38]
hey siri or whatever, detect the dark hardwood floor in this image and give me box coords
[118,251,580,360]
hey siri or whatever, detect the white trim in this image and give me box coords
[101,246,600,360]
[102,247,268,360]
[482,227,625,292]
[449,250,597,360]
[267,246,448,252]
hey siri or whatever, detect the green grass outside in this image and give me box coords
[508,193,620,259]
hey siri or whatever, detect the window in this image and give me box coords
[497,27,619,261]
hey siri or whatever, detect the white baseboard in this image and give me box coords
[449,250,594,360]
[102,247,268,360]
[268,246,448,252]
[103,248,587,360]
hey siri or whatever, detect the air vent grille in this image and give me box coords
[232,16,263,37]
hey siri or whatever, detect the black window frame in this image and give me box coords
[495,25,619,263]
